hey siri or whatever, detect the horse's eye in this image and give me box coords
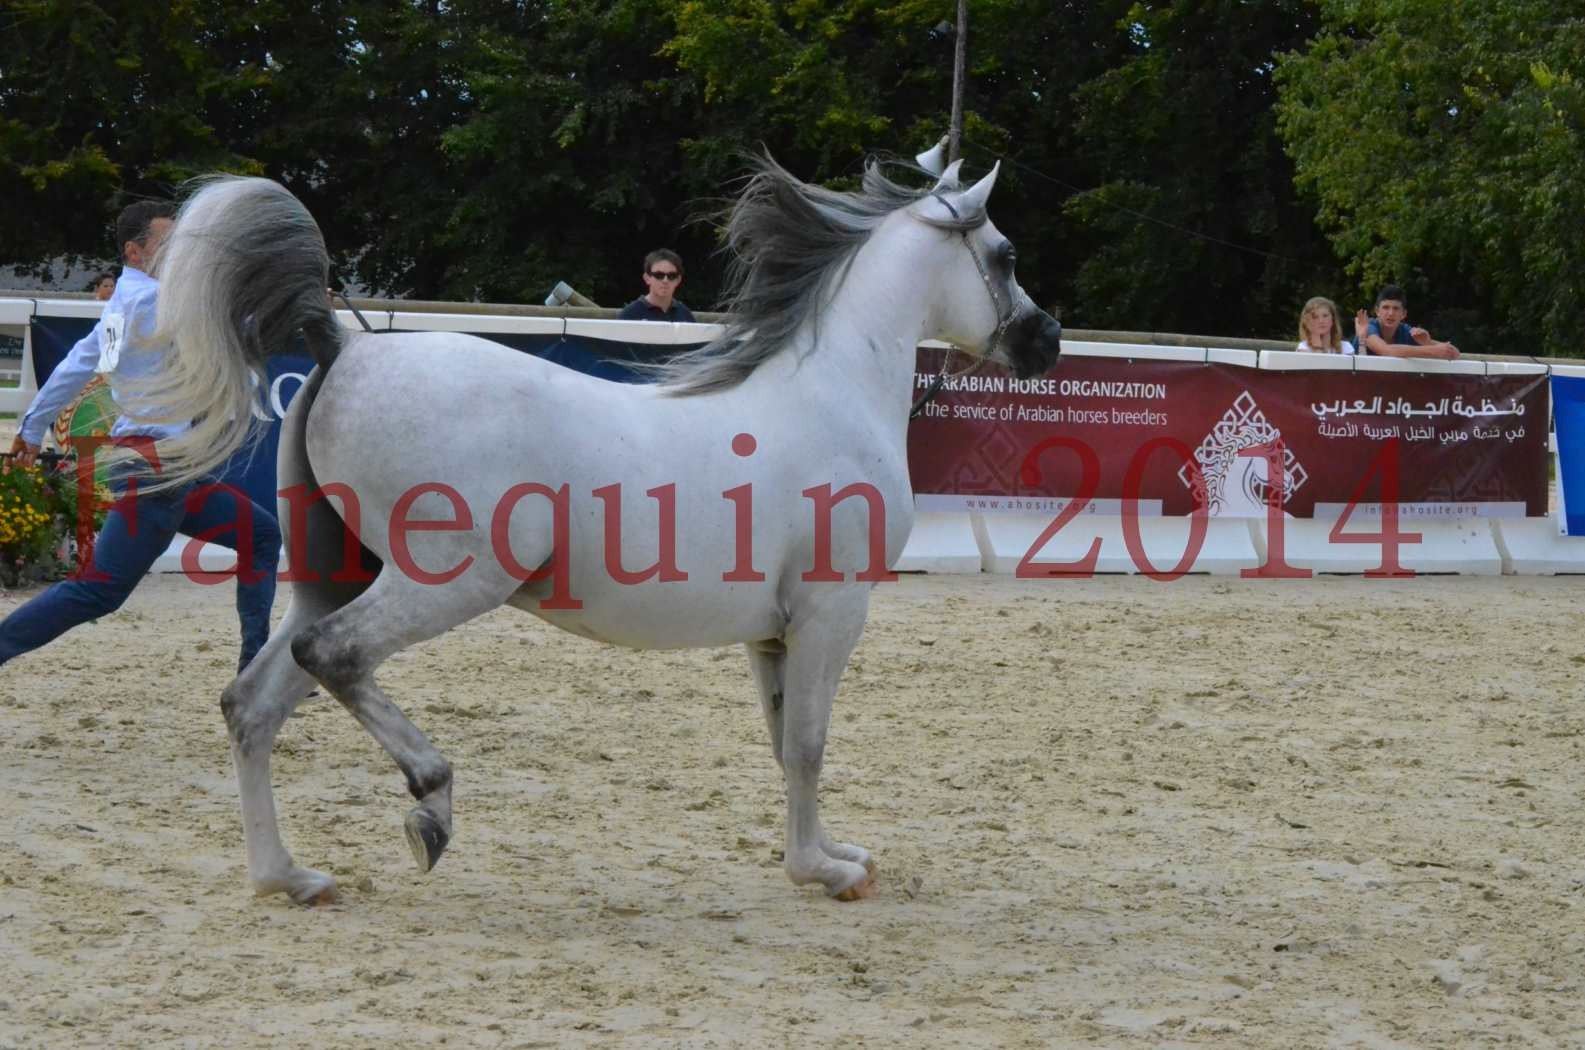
[1000,243,1017,269]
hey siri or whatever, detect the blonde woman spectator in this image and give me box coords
[1296,296,1355,354]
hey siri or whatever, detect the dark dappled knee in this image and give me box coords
[220,679,274,753]
[405,759,452,802]
[289,621,365,691]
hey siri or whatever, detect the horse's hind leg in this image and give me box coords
[774,586,877,900]
[747,642,874,876]
[222,588,347,904]
[746,642,787,765]
[290,569,522,875]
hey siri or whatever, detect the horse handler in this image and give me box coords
[0,201,281,674]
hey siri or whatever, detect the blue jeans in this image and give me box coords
[0,476,280,672]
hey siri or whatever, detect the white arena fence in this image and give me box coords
[3,296,1582,576]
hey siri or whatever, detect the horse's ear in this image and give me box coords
[912,160,998,225]
[958,161,1000,215]
[915,135,950,176]
[930,159,965,193]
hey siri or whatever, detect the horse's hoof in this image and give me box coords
[283,871,339,907]
[405,807,450,873]
[255,866,338,905]
[833,872,878,902]
[303,885,340,907]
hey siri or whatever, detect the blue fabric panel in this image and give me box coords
[1552,374,1585,536]
[29,317,708,506]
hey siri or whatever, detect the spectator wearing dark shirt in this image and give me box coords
[618,249,696,323]
[1355,284,1459,360]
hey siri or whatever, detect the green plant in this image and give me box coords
[0,457,109,588]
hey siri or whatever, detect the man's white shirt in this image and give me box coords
[19,266,191,446]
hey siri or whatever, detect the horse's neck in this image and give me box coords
[768,234,931,421]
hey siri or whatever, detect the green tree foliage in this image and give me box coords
[1277,1,1585,355]
[0,0,465,289]
[1061,1,1336,335]
[3,0,1575,353]
[663,0,1134,315]
[661,0,994,313]
[665,0,903,179]
[428,0,713,304]
[0,0,268,277]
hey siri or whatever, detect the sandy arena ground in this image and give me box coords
[1,570,1583,1049]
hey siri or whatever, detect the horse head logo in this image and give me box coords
[1181,392,1308,516]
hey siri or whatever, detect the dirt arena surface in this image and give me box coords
[2,571,1583,1048]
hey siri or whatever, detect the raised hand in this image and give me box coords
[5,433,39,470]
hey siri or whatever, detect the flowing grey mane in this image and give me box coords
[651,154,984,396]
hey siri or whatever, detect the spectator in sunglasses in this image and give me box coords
[618,249,696,323]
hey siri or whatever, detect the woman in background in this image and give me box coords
[1295,296,1357,354]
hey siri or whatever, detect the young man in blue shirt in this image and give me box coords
[1,201,281,672]
[1356,284,1460,360]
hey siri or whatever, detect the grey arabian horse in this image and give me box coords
[145,155,1062,904]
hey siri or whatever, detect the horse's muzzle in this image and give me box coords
[1008,309,1062,379]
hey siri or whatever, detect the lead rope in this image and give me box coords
[334,289,375,333]
[910,344,988,419]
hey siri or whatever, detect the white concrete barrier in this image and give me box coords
[384,310,562,336]
[1490,518,1585,574]
[1063,341,1206,363]
[151,538,249,574]
[1254,517,1504,575]
[973,512,1259,575]
[1353,354,1487,376]
[0,299,38,414]
[893,511,984,573]
[1258,349,1355,372]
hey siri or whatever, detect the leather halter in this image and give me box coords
[909,193,1026,420]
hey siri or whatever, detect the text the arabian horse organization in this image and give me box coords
[144,154,1062,905]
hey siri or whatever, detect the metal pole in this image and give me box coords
[948,0,967,163]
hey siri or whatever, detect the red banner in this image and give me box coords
[907,350,1548,519]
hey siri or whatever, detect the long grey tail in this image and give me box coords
[139,176,342,490]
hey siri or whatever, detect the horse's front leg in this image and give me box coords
[288,564,525,879]
[747,640,875,878]
[776,586,876,900]
[221,613,336,904]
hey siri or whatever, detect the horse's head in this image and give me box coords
[908,162,1061,379]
